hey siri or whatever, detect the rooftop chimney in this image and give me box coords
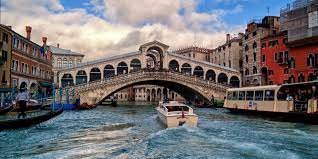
[57,43,60,48]
[226,34,230,43]
[26,26,32,40]
[42,37,47,46]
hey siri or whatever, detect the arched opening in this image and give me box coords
[205,70,216,82]
[308,54,315,67]
[168,60,179,72]
[157,88,162,101]
[20,82,27,89]
[61,73,74,87]
[230,76,240,88]
[90,67,101,82]
[130,59,141,72]
[151,89,156,101]
[217,73,228,85]
[181,63,192,75]
[76,70,87,85]
[147,46,164,70]
[117,62,128,74]
[193,66,204,78]
[146,89,151,102]
[104,65,115,79]
[308,73,316,81]
[261,67,268,85]
[298,73,305,82]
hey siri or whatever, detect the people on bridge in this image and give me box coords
[15,87,30,118]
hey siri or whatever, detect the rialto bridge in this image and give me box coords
[57,41,241,105]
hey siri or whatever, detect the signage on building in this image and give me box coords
[308,11,318,28]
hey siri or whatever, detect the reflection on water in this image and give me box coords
[0,103,318,159]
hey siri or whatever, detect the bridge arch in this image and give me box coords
[229,76,240,88]
[117,62,128,74]
[168,60,179,72]
[61,73,74,87]
[130,59,141,72]
[193,66,204,78]
[76,70,87,85]
[206,69,216,82]
[104,65,115,79]
[217,73,228,85]
[90,67,101,82]
[181,63,192,75]
[147,46,164,69]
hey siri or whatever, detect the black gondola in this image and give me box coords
[0,106,63,130]
[0,104,14,115]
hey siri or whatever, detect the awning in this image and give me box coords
[39,81,53,87]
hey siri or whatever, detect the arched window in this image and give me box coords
[57,58,62,68]
[245,69,249,75]
[68,58,73,67]
[63,58,68,68]
[289,75,295,83]
[308,73,316,81]
[298,73,305,83]
[307,54,314,67]
[253,41,257,49]
[253,66,257,74]
[289,57,295,68]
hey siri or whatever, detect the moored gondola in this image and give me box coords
[0,104,14,115]
[0,106,63,130]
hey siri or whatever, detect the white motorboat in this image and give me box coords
[156,101,198,128]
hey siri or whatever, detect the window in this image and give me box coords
[245,35,248,40]
[238,91,245,100]
[2,50,7,61]
[308,54,314,66]
[232,91,238,100]
[2,33,8,43]
[261,43,266,48]
[11,60,15,70]
[253,66,257,74]
[15,61,19,72]
[272,30,277,34]
[245,55,248,63]
[289,57,295,68]
[13,79,17,87]
[22,43,27,52]
[274,53,278,60]
[283,38,288,44]
[57,58,62,68]
[32,47,36,56]
[245,69,249,75]
[284,68,289,74]
[284,51,289,60]
[269,41,273,47]
[262,55,266,62]
[229,60,231,68]
[63,58,67,67]
[193,53,196,58]
[255,91,264,101]
[264,90,275,101]
[68,58,73,67]
[246,91,254,100]
[253,53,257,62]
[253,42,257,49]
[253,31,257,36]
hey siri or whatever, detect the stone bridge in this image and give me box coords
[57,41,241,105]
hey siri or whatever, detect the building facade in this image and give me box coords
[172,46,212,62]
[280,0,318,83]
[260,32,289,85]
[50,44,84,86]
[210,33,243,73]
[0,25,13,90]
[10,26,53,96]
[242,16,280,86]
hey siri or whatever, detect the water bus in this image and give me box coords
[224,81,318,124]
[156,101,198,127]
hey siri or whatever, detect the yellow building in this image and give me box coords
[0,24,13,89]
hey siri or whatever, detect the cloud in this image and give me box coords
[0,0,244,61]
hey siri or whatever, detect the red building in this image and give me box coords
[260,32,289,85]
[287,37,318,83]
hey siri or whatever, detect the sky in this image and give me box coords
[0,0,292,61]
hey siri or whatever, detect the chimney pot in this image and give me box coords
[226,34,230,42]
[57,43,60,48]
[42,37,47,45]
[26,26,32,40]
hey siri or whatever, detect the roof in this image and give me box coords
[227,85,280,91]
[50,45,84,57]
[139,40,169,51]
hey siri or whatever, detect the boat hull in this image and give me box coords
[157,111,198,128]
[226,108,318,125]
[0,108,63,130]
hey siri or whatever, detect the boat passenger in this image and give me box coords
[16,87,30,118]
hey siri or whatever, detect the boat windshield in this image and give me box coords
[166,106,189,112]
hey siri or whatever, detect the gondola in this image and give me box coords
[0,106,63,130]
[0,104,14,115]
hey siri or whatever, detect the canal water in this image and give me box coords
[1,102,318,159]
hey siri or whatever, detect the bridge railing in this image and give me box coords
[63,69,231,91]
